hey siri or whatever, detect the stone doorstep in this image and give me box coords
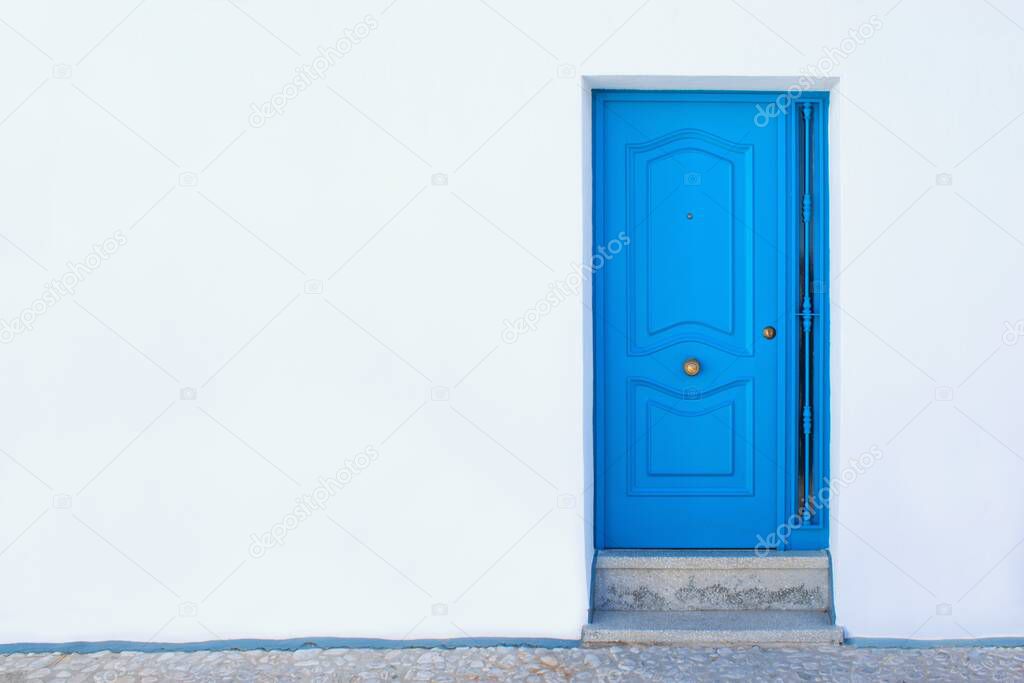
[587,549,842,644]
[594,570,830,611]
[596,549,830,570]
[593,550,831,612]
[582,610,844,646]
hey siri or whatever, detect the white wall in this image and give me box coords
[0,0,1022,643]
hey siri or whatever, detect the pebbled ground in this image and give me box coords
[0,644,1022,681]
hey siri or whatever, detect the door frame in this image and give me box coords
[591,88,831,551]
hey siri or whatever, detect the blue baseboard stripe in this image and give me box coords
[846,637,1024,649]
[3,636,1022,654]
[0,637,581,655]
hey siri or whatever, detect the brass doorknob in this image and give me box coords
[682,358,701,376]
[763,326,777,340]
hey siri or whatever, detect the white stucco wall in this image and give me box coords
[1,0,1022,643]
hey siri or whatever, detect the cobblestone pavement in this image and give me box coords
[0,644,1022,682]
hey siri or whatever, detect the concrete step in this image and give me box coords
[582,610,844,646]
[593,550,830,612]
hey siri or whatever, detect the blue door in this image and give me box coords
[594,91,808,549]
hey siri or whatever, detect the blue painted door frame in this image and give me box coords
[593,90,829,550]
